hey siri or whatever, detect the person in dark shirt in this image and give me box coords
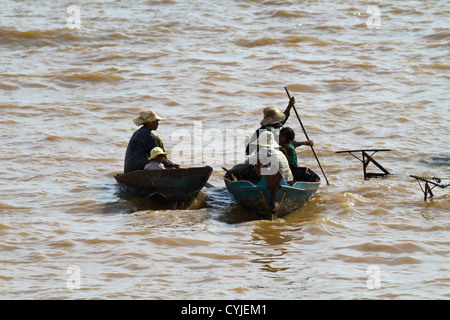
[245,102,292,156]
[245,96,314,161]
[124,110,179,173]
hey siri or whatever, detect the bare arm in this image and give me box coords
[292,140,314,148]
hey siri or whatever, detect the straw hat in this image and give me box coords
[133,110,163,126]
[260,106,285,126]
[148,147,167,160]
[252,131,280,148]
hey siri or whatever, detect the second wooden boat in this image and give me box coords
[114,166,213,203]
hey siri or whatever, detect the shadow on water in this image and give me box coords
[204,187,260,224]
[78,181,231,217]
[67,182,208,215]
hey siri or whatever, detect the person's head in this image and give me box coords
[154,154,165,163]
[133,110,163,130]
[280,127,295,145]
[148,147,167,163]
[260,106,285,127]
[144,120,159,131]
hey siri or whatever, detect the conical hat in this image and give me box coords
[260,106,285,126]
[133,110,163,126]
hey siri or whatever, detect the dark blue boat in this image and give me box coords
[224,164,320,219]
[114,166,213,203]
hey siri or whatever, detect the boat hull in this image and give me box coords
[114,166,213,202]
[224,166,320,219]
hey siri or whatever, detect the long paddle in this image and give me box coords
[285,86,330,185]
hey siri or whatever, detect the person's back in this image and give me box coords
[247,131,293,182]
[124,126,155,173]
[258,147,293,182]
[144,160,165,170]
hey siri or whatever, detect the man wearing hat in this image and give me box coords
[245,96,313,156]
[124,110,179,173]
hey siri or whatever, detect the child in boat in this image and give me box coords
[280,127,315,167]
[144,147,167,170]
[280,127,298,167]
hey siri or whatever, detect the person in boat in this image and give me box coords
[248,131,294,182]
[280,127,298,167]
[144,147,166,170]
[223,131,293,182]
[124,110,179,173]
[279,127,314,168]
[245,102,292,156]
[245,96,313,155]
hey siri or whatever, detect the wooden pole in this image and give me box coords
[285,87,330,185]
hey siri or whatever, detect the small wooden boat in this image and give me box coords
[114,166,213,203]
[224,164,320,219]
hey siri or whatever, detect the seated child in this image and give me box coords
[280,127,298,167]
[144,147,167,170]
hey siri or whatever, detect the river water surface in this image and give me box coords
[0,0,449,299]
